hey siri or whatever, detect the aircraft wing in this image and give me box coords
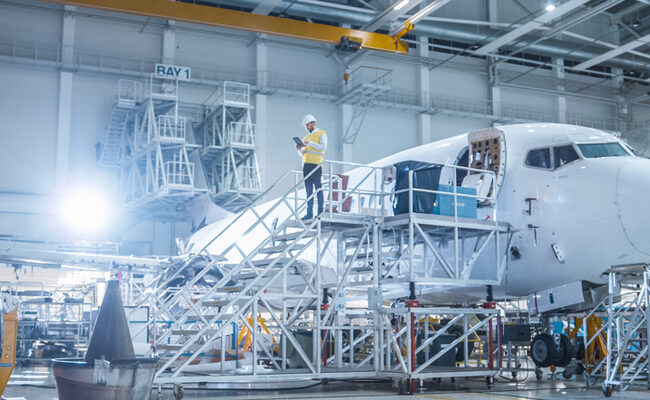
[0,248,171,271]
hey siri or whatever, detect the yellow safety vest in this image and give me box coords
[302,130,326,165]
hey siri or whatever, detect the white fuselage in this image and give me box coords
[187,123,650,301]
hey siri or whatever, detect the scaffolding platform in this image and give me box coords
[126,160,511,392]
[100,76,207,215]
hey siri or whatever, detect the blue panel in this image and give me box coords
[433,185,477,219]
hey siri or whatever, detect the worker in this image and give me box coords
[296,114,327,220]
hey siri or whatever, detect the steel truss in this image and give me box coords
[194,81,262,211]
[127,160,511,390]
[101,76,205,213]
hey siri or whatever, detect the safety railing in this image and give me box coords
[287,161,498,222]
[157,115,186,143]
[145,75,178,100]
[164,160,194,188]
[222,81,250,106]
[344,66,392,92]
[116,79,141,107]
[1,38,642,135]
[228,121,255,147]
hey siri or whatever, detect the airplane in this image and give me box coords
[178,122,649,371]
[2,122,648,373]
[185,122,650,304]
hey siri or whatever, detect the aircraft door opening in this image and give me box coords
[465,128,507,203]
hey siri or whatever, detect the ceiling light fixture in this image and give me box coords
[393,0,409,11]
[545,2,556,12]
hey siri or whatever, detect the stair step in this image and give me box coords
[230,257,295,267]
[215,285,244,293]
[186,313,234,321]
[202,298,250,307]
[171,328,219,336]
[258,244,306,254]
[272,230,316,241]
[157,344,185,350]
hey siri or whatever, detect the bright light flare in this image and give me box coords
[545,3,556,12]
[60,189,111,232]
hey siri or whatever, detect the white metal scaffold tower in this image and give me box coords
[194,81,262,211]
[100,77,206,214]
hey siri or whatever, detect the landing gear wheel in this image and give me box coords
[173,384,184,400]
[531,333,559,368]
[535,369,543,381]
[562,368,573,379]
[603,385,613,397]
[555,334,574,367]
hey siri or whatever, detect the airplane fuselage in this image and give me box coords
[187,124,650,303]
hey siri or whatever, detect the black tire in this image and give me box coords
[555,334,574,367]
[531,333,558,367]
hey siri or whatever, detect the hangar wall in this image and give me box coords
[0,0,649,256]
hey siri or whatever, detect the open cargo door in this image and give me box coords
[465,127,506,203]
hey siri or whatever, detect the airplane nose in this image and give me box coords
[616,158,650,257]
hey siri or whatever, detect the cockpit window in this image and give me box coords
[525,148,551,169]
[553,145,579,168]
[577,143,629,158]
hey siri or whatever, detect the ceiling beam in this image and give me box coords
[362,0,428,32]
[42,0,409,53]
[574,34,650,70]
[475,0,591,55]
[390,0,452,37]
[252,0,283,15]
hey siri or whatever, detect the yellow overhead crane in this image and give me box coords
[43,0,409,54]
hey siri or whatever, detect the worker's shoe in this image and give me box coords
[301,214,313,221]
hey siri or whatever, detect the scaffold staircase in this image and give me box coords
[126,160,511,389]
[100,80,139,166]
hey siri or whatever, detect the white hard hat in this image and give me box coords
[302,114,316,126]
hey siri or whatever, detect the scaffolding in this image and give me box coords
[601,266,650,395]
[194,81,262,211]
[100,76,206,214]
[125,159,511,392]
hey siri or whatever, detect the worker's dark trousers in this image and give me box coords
[303,163,323,217]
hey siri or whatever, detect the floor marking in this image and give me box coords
[417,395,460,400]
[467,392,529,400]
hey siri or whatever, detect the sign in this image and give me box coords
[155,63,191,81]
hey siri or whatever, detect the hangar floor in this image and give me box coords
[4,366,650,400]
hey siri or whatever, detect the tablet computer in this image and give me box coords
[293,137,305,147]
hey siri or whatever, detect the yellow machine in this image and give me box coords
[0,293,18,396]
